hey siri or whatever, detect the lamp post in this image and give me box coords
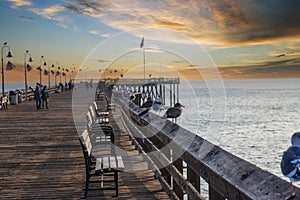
[50,63,55,87]
[39,56,46,85]
[1,42,13,97]
[71,65,75,81]
[60,67,62,84]
[24,50,33,100]
[65,70,67,85]
[48,63,50,89]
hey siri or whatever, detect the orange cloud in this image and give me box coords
[153,21,185,28]
[7,0,31,8]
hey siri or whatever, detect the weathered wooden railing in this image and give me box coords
[116,96,298,200]
[23,85,59,101]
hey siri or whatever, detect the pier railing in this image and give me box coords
[0,85,65,106]
[116,97,297,200]
[102,77,180,86]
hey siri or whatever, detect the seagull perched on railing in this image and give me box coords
[163,102,184,123]
[281,132,300,200]
[141,97,153,109]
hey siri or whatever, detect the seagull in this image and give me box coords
[281,132,300,200]
[152,96,162,112]
[164,102,184,123]
[141,97,153,109]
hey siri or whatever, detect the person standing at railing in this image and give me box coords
[41,85,50,109]
[34,85,41,110]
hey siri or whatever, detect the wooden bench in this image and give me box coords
[89,105,109,124]
[81,128,114,157]
[93,100,109,112]
[79,129,124,198]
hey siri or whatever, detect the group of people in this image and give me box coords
[34,85,50,110]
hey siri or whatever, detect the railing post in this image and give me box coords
[209,185,225,200]
[173,158,184,199]
[187,165,200,199]
[162,147,171,185]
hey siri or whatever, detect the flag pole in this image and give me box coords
[140,37,145,79]
[143,46,145,79]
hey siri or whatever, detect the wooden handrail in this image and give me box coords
[117,98,298,200]
[22,85,60,101]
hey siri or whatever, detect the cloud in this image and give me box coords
[153,21,186,28]
[11,0,300,48]
[18,15,34,20]
[63,0,300,47]
[63,0,107,16]
[30,5,71,28]
[89,30,111,38]
[275,54,285,58]
[6,0,31,8]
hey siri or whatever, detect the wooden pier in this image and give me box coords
[0,90,168,199]
[1,79,300,200]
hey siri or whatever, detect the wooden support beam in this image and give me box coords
[209,185,225,200]
[187,165,200,194]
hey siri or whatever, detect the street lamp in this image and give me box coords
[62,68,66,85]
[48,63,51,89]
[24,50,33,100]
[1,42,13,97]
[60,67,62,83]
[39,56,46,85]
[50,63,55,87]
[71,65,75,80]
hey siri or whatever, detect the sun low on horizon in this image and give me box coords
[0,0,300,84]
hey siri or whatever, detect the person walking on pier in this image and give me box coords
[34,85,41,110]
[41,85,50,109]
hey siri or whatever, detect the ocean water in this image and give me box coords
[3,82,54,91]
[175,78,300,185]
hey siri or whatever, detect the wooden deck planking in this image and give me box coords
[0,90,169,199]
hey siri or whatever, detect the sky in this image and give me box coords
[0,0,300,82]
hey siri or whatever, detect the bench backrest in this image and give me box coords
[94,100,109,112]
[79,129,92,156]
[87,123,115,144]
[86,111,93,128]
[89,105,96,120]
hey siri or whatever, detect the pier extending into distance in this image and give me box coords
[0,78,298,199]
[75,78,180,107]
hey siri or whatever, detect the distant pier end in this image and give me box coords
[102,77,180,107]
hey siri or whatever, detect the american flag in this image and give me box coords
[6,61,15,70]
[26,64,32,71]
[140,37,144,48]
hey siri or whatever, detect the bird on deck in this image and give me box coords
[281,132,300,200]
[164,102,184,123]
